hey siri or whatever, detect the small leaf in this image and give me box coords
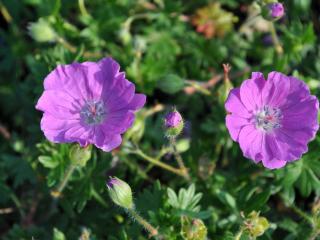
[53,228,66,240]
[157,74,184,94]
[38,156,58,169]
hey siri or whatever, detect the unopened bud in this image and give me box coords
[247,211,269,238]
[28,18,57,43]
[262,2,285,21]
[164,110,184,137]
[69,144,92,167]
[107,177,134,209]
[181,216,207,240]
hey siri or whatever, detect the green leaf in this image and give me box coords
[157,74,184,94]
[245,189,271,213]
[38,156,58,169]
[53,228,66,240]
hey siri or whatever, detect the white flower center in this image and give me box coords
[255,106,282,132]
[80,100,106,125]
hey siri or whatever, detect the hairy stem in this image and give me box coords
[269,21,283,55]
[169,137,190,181]
[127,208,158,238]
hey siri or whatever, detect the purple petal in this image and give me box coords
[261,134,287,169]
[40,114,80,143]
[225,115,250,141]
[281,76,310,108]
[239,72,265,111]
[102,111,135,134]
[36,90,81,119]
[106,80,136,111]
[272,129,308,161]
[85,57,121,99]
[93,129,122,152]
[238,125,263,163]
[262,71,290,107]
[44,63,91,100]
[262,158,287,169]
[126,94,146,110]
[225,88,251,118]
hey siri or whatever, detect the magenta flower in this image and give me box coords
[268,2,284,19]
[225,72,319,169]
[36,57,146,152]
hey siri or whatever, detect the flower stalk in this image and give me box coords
[107,177,159,238]
[133,149,186,177]
[169,137,190,180]
[127,208,159,237]
[51,164,76,198]
[269,21,283,55]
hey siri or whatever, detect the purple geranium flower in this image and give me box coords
[225,72,319,169]
[36,57,146,152]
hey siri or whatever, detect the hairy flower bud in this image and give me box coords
[247,211,269,238]
[164,110,184,137]
[28,18,57,43]
[69,144,92,167]
[181,216,207,240]
[107,177,134,209]
[262,2,285,21]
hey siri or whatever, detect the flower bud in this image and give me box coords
[118,27,132,45]
[28,18,57,43]
[69,144,92,167]
[164,110,184,137]
[181,216,207,240]
[247,211,269,238]
[262,2,285,21]
[107,177,134,209]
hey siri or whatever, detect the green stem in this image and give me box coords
[235,228,244,240]
[269,21,283,55]
[91,188,108,208]
[132,150,186,177]
[10,193,25,218]
[56,36,102,58]
[170,137,190,181]
[51,164,76,198]
[291,204,313,225]
[0,1,12,23]
[127,208,158,237]
[78,0,89,16]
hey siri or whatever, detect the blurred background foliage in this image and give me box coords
[0,0,320,239]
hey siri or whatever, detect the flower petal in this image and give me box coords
[44,63,91,100]
[239,72,265,111]
[102,111,135,134]
[40,114,80,143]
[36,90,81,119]
[93,129,122,152]
[127,94,146,110]
[225,88,251,118]
[281,76,310,108]
[226,115,250,141]
[262,71,290,107]
[238,125,263,163]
